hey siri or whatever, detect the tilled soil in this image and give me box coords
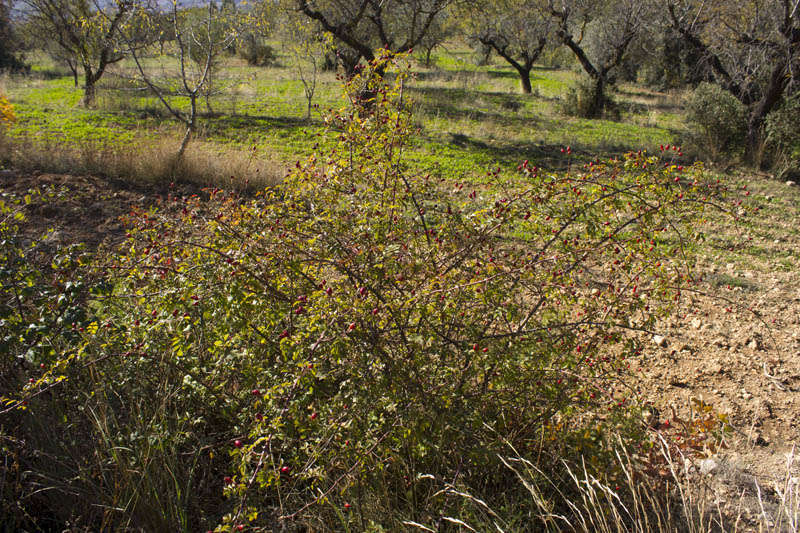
[632,175,800,528]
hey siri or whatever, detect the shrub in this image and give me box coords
[766,92,800,179]
[0,93,13,130]
[685,82,746,161]
[238,34,278,67]
[0,93,12,157]
[0,188,98,528]
[1,53,733,531]
[560,77,618,119]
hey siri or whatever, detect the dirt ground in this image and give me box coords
[2,168,798,529]
[632,174,800,529]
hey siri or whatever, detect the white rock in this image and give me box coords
[699,458,718,475]
[653,335,668,348]
[787,180,796,186]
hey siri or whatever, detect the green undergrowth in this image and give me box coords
[2,45,684,185]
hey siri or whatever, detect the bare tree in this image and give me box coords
[465,0,552,94]
[283,15,327,119]
[21,0,136,106]
[667,0,800,164]
[294,0,451,75]
[548,0,649,117]
[120,0,242,156]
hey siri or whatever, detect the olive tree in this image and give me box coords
[667,0,800,165]
[463,0,553,94]
[294,0,451,75]
[548,0,650,117]
[0,0,26,71]
[21,0,136,106]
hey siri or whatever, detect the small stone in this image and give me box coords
[699,458,718,475]
[690,318,702,329]
[741,390,753,401]
[747,338,760,350]
[653,335,668,348]
[786,180,796,186]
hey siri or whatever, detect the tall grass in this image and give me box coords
[0,132,286,190]
[429,440,800,533]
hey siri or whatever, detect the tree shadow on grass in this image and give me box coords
[438,132,634,172]
[409,86,534,126]
[199,114,323,140]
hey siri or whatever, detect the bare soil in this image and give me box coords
[632,174,800,528]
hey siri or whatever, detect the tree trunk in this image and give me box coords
[66,59,78,87]
[743,62,789,166]
[178,125,192,158]
[177,96,197,158]
[744,118,764,167]
[517,68,532,94]
[587,77,606,119]
[82,75,96,107]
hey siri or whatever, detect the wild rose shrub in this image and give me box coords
[0,92,14,152]
[0,93,13,130]
[2,53,731,530]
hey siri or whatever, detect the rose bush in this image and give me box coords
[2,52,735,531]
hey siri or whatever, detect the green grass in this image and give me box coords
[2,44,687,184]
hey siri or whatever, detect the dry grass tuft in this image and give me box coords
[0,133,286,191]
[421,438,799,533]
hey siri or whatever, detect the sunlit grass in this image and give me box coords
[3,42,687,184]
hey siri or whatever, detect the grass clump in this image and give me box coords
[0,132,284,190]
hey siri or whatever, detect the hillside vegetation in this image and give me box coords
[0,32,798,533]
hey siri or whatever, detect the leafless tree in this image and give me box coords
[120,0,241,156]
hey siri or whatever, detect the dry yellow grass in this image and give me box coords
[0,132,286,190]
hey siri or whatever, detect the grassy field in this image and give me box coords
[2,45,685,186]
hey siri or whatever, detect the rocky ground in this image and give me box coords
[632,174,800,530]
[2,168,798,530]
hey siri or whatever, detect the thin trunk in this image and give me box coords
[178,125,192,157]
[66,59,78,87]
[177,96,197,158]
